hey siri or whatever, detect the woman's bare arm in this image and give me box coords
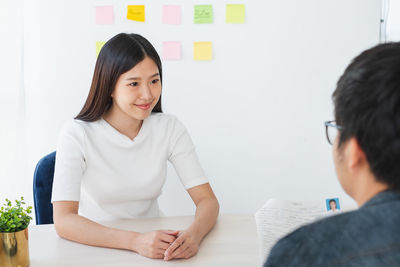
[53,201,177,259]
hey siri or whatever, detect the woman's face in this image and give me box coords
[330,201,337,210]
[111,56,161,121]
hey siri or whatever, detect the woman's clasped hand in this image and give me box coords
[133,229,201,261]
[164,230,201,261]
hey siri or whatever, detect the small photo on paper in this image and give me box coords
[325,198,340,213]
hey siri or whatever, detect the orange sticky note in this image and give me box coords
[127,5,145,22]
[193,42,213,61]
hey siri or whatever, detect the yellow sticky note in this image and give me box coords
[193,42,213,61]
[96,41,106,58]
[226,4,245,24]
[127,5,145,22]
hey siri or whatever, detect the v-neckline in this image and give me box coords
[99,116,150,145]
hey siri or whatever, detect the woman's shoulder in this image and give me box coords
[61,118,92,131]
[59,118,97,140]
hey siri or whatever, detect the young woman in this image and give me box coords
[51,33,219,261]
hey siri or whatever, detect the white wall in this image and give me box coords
[0,1,26,202]
[9,0,381,219]
[387,0,400,41]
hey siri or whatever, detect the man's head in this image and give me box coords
[332,42,400,203]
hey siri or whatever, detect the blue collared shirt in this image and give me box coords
[264,190,400,267]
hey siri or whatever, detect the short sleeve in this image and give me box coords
[167,117,208,189]
[51,120,86,202]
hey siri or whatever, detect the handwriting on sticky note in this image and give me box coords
[96,41,106,58]
[193,42,212,61]
[96,6,114,24]
[194,5,213,24]
[162,5,181,25]
[127,5,145,22]
[162,42,181,60]
[226,4,245,24]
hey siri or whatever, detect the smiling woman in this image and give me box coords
[51,33,219,261]
[103,57,162,139]
[76,33,163,122]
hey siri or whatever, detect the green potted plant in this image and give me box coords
[0,197,32,267]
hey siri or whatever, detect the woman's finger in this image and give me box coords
[173,246,191,259]
[168,241,189,260]
[162,230,179,236]
[155,251,166,259]
[158,241,171,250]
[159,232,177,244]
[164,234,185,258]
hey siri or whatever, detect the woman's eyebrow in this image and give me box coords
[125,77,141,81]
[125,73,159,81]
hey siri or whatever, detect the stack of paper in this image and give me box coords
[255,198,327,262]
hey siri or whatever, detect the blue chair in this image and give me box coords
[33,151,56,224]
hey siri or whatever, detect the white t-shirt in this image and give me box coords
[51,113,208,221]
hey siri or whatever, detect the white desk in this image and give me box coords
[29,214,261,267]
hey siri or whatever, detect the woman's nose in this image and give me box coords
[140,84,153,100]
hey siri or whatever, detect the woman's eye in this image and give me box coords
[151,79,159,84]
[129,82,139,86]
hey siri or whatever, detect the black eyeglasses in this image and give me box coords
[324,121,342,145]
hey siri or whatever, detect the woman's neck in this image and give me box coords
[103,106,143,140]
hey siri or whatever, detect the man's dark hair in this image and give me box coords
[333,42,400,190]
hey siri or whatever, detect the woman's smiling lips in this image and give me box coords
[135,103,152,110]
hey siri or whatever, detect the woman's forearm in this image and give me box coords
[54,213,138,251]
[187,197,219,241]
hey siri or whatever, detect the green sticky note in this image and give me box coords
[226,4,245,24]
[194,5,213,24]
[96,41,106,57]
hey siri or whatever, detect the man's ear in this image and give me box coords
[345,137,366,170]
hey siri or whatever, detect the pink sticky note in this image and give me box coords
[162,5,181,25]
[96,6,114,24]
[162,42,181,60]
